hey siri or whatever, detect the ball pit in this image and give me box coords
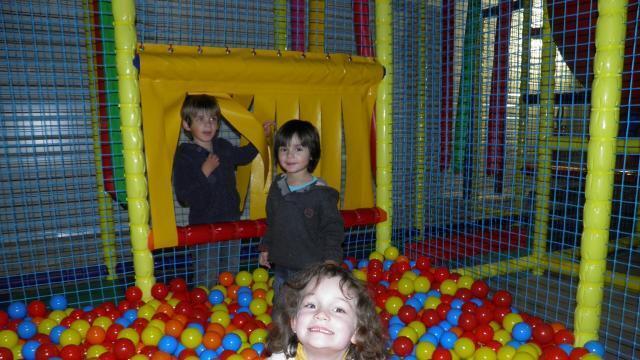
[0,248,606,359]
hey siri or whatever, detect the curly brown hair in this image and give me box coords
[267,263,388,359]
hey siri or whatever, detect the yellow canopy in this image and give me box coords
[139,45,383,249]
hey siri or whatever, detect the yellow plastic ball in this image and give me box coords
[474,346,497,360]
[227,355,244,360]
[383,246,399,260]
[494,329,512,345]
[352,269,366,281]
[511,352,536,360]
[211,303,229,313]
[496,345,516,360]
[398,327,418,343]
[456,275,474,289]
[581,354,602,360]
[423,296,441,310]
[93,316,112,330]
[210,310,231,327]
[118,327,140,344]
[48,310,66,323]
[252,281,269,291]
[235,271,253,287]
[167,298,180,307]
[59,328,82,346]
[148,319,166,332]
[453,337,476,358]
[252,268,270,283]
[230,329,248,343]
[141,325,163,346]
[408,321,426,337]
[37,318,57,335]
[516,343,540,357]
[397,277,415,295]
[249,298,268,316]
[369,251,384,261]
[401,271,417,281]
[70,319,90,338]
[502,313,523,333]
[86,345,107,358]
[0,330,18,348]
[147,299,162,309]
[414,341,436,360]
[211,285,227,296]
[131,355,149,360]
[249,328,268,344]
[413,276,431,293]
[384,296,403,315]
[266,289,275,306]
[137,304,156,320]
[439,279,458,296]
[256,313,272,326]
[489,321,501,331]
[180,327,203,349]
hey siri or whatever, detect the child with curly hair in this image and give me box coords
[267,263,387,360]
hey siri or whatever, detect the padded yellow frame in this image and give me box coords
[139,45,383,249]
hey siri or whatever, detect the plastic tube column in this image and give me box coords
[515,0,531,213]
[112,0,155,299]
[414,1,426,238]
[531,1,555,276]
[375,0,392,252]
[84,2,117,280]
[575,0,627,346]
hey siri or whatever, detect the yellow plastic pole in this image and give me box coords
[515,0,531,210]
[414,2,426,238]
[531,1,555,276]
[574,0,627,346]
[274,0,287,51]
[308,0,325,53]
[84,1,117,280]
[375,0,392,253]
[112,0,155,299]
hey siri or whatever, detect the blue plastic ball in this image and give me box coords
[439,331,457,349]
[506,340,523,349]
[199,349,217,360]
[389,315,405,326]
[450,299,464,310]
[584,340,605,357]
[123,309,138,322]
[195,344,207,355]
[425,290,441,298]
[173,343,186,356]
[252,342,265,355]
[237,306,251,314]
[559,343,573,355]
[412,293,427,305]
[158,335,178,353]
[17,320,37,339]
[383,260,393,271]
[7,302,27,319]
[49,295,67,311]
[21,340,40,360]
[49,325,66,344]
[427,325,444,340]
[187,322,205,334]
[439,320,452,331]
[420,333,439,345]
[237,292,253,307]
[208,289,224,305]
[405,298,422,311]
[222,333,242,351]
[357,259,369,268]
[512,322,532,342]
[445,309,462,326]
[114,317,131,328]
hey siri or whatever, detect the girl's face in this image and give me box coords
[277,134,311,176]
[183,110,219,147]
[291,276,358,359]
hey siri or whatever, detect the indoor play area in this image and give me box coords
[1,0,639,359]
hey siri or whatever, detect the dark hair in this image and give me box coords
[267,263,387,360]
[274,120,321,172]
[180,94,222,140]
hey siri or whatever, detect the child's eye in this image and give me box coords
[279,147,287,153]
[295,146,304,152]
[334,307,347,314]
[303,303,316,309]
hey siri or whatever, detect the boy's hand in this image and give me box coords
[201,154,220,177]
[262,121,276,137]
[258,251,270,268]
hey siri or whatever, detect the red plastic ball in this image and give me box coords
[232,312,252,328]
[190,288,208,304]
[169,278,188,293]
[174,301,192,316]
[392,336,414,356]
[368,259,383,270]
[98,351,118,360]
[493,306,511,323]
[414,256,431,271]
[178,349,197,360]
[471,280,490,298]
[532,323,555,345]
[113,338,136,360]
[421,309,440,327]
[461,302,478,314]
[105,324,124,342]
[485,340,502,352]
[35,343,59,360]
[397,305,418,324]
[475,305,494,324]
[540,346,570,360]
[125,286,143,302]
[117,300,133,313]
[454,288,472,301]
[458,312,478,332]
[474,324,494,344]
[367,269,384,284]
[0,312,8,328]
[140,345,158,357]
[59,345,84,360]
[151,283,170,300]
[492,290,513,307]
[569,348,589,360]
[432,347,452,360]
[433,267,450,282]
[553,329,575,345]
[436,303,451,320]
[27,300,47,318]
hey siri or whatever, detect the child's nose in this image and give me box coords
[313,309,329,320]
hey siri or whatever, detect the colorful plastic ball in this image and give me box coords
[492,290,513,308]
[496,345,516,360]
[21,340,40,360]
[125,286,143,302]
[59,344,84,360]
[208,289,225,305]
[583,340,605,357]
[453,337,475,358]
[413,276,431,293]
[512,322,532,342]
[158,335,179,353]
[554,329,575,345]
[49,295,67,311]
[249,328,268,345]
[414,341,436,360]
[474,346,497,360]
[440,280,458,296]
[234,271,252,287]
[432,348,452,360]
[237,292,253,308]
[397,278,415,295]
[398,327,419,344]
[439,331,457,350]
[392,336,414,356]
[388,324,404,340]
[180,328,203,349]
[27,300,47,318]
[369,251,384,261]
[249,298,268,316]
[222,333,242,351]
[17,320,37,339]
[351,269,366,282]
[118,327,140,344]
[199,349,218,360]
[445,309,462,326]
[7,302,27,319]
[383,246,399,260]
[113,338,137,360]
[385,296,404,315]
[59,328,82,346]
[502,313,523,333]
[151,283,169,300]
[252,268,269,283]
[36,342,60,359]
[581,354,603,360]
[48,325,66,345]
[398,305,418,324]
